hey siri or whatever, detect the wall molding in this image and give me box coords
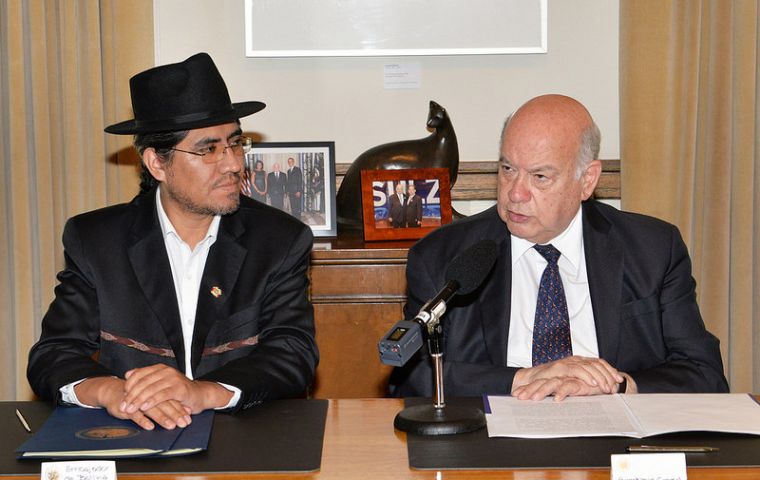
[336,159,621,201]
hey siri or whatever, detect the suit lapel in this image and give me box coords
[582,202,623,364]
[127,192,186,371]
[191,211,247,373]
[477,209,512,366]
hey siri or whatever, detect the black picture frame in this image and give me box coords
[243,141,337,237]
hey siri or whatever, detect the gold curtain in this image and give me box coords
[0,0,153,400]
[620,1,760,392]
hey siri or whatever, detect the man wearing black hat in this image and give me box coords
[27,53,318,430]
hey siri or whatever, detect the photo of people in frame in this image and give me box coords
[371,178,442,230]
[360,167,452,242]
[242,142,335,237]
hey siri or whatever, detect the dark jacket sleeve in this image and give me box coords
[27,218,115,403]
[619,223,728,393]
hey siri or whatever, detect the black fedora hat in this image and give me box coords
[104,52,265,135]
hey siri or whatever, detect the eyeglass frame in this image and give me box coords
[169,136,254,163]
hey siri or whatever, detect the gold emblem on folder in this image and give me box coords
[77,426,138,440]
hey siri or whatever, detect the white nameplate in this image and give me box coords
[611,453,687,480]
[41,461,117,480]
[383,63,421,89]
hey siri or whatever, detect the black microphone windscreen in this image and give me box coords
[444,239,499,295]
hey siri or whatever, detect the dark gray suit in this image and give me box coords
[390,201,728,396]
[389,193,407,228]
[286,166,303,219]
[28,190,318,411]
[267,171,287,210]
[404,194,423,227]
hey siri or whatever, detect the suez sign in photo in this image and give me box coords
[371,178,441,221]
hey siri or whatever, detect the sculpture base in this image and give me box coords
[394,404,486,435]
[337,216,364,232]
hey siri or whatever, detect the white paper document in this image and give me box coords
[485,393,760,438]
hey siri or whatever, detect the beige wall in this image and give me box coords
[153,0,619,166]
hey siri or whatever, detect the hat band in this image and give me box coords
[133,107,236,130]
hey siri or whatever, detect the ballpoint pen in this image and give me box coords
[15,408,32,433]
[627,445,719,453]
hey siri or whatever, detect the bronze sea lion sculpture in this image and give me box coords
[336,100,459,230]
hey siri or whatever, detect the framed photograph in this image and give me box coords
[245,0,547,57]
[243,141,336,237]
[360,168,452,242]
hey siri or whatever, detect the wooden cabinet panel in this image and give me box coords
[310,263,406,301]
[311,303,401,398]
[309,235,412,398]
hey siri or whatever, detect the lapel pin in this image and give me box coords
[210,286,222,298]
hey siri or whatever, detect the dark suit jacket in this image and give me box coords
[389,193,407,228]
[286,166,303,194]
[27,190,318,411]
[404,194,423,227]
[267,172,287,207]
[390,201,728,396]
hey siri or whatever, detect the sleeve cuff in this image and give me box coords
[59,379,101,408]
[216,382,241,409]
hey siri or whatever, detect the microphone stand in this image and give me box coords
[393,313,486,435]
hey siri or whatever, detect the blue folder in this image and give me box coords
[16,406,213,459]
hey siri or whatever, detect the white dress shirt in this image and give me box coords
[157,189,219,380]
[506,207,600,368]
[61,188,240,408]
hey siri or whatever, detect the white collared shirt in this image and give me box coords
[156,188,219,379]
[506,207,599,368]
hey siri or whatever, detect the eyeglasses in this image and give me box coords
[170,136,253,163]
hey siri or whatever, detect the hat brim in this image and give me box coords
[104,101,266,135]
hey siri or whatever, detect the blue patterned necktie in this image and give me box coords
[532,244,572,366]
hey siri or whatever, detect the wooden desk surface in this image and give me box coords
[10,399,760,480]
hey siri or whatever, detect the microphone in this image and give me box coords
[378,239,498,366]
[415,239,499,325]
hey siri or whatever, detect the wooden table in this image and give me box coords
[9,399,760,480]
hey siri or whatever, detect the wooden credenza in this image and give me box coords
[309,233,414,399]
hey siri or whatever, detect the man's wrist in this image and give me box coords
[511,367,531,394]
[194,380,235,410]
[75,376,123,408]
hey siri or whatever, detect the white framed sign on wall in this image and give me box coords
[245,0,547,57]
